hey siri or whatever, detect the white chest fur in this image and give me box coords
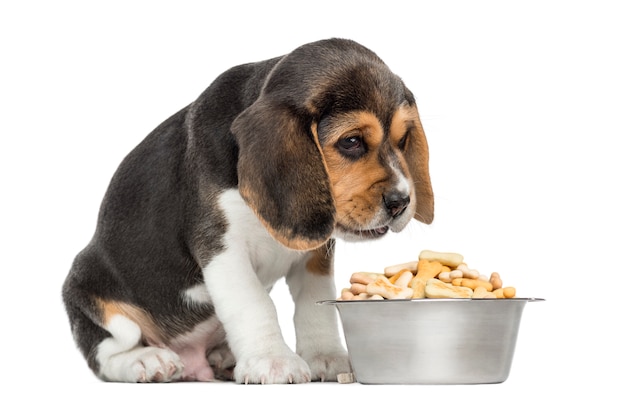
[183,188,308,307]
[216,188,309,289]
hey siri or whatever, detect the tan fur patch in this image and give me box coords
[389,104,419,143]
[393,104,434,223]
[389,104,418,182]
[305,241,334,275]
[98,299,165,345]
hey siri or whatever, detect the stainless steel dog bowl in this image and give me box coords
[319,298,543,384]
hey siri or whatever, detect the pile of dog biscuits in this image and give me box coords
[339,250,516,300]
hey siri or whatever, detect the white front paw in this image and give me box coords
[234,352,311,384]
[302,349,352,382]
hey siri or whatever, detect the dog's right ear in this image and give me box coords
[231,98,336,251]
[404,104,434,225]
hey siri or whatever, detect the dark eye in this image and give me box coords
[398,131,409,150]
[337,135,366,159]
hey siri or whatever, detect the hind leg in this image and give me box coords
[97,315,184,382]
[208,342,236,380]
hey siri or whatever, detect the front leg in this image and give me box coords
[203,247,311,384]
[286,242,352,381]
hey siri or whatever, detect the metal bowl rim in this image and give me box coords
[317,297,545,305]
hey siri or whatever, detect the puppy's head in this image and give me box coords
[232,38,433,251]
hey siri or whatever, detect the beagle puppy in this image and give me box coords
[62,38,434,384]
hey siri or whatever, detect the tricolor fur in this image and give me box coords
[62,38,434,384]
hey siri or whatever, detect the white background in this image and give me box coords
[1,0,623,396]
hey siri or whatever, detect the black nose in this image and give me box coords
[383,192,410,218]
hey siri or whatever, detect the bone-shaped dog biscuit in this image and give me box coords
[410,259,443,298]
[384,261,418,277]
[366,275,414,299]
[419,250,464,267]
[472,286,496,298]
[350,272,381,285]
[489,272,503,290]
[456,264,480,279]
[425,278,473,298]
[452,277,493,292]
[388,269,413,287]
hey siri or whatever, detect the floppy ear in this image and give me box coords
[231,99,336,251]
[406,106,435,224]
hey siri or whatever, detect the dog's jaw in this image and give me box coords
[333,223,390,241]
[332,170,417,243]
[332,213,412,242]
[332,203,415,242]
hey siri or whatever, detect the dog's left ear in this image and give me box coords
[231,99,335,251]
[406,105,435,225]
